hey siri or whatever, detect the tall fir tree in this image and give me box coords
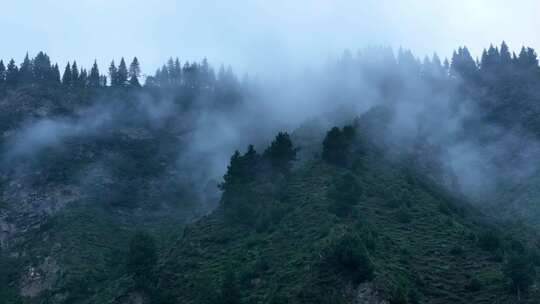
[264,132,297,173]
[79,69,88,87]
[500,41,512,66]
[517,47,539,70]
[33,52,52,83]
[0,60,5,84]
[89,60,100,87]
[128,57,141,87]
[62,62,72,86]
[6,59,19,86]
[117,58,128,87]
[451,47,478,80]
[109,61,118,87]
[71,61,80,86]
[19,53,34,84]
[51,64,61,85]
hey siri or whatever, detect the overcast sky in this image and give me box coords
[1,0,539,76]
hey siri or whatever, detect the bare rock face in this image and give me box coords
[354,283,388,304]
[20,257,60,298]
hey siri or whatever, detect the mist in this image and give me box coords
[3,44,538,212]
[1,0,540,215]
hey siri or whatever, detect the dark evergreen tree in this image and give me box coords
[51,64,61,85]
[117,58,128,87]
[18,53,34,84]
[481,44,500,72]
[32,51,52,83]
[109,61,118,87]
[5,59,19,86]
[62,62,72,86]
[200,58,215,87]
[322,126,356,166]
[79,69,88,87]
[0,60,5,85]
[264,132,297,172]
[129,57,141,87]
[71,61,80,86]
[89,60,100,87]
[500,41,512,66]
[166,58,175,80]
[451,47,478,80]
[220,146,260,193]
[517,47,539,70]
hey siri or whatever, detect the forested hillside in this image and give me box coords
[1,42,540,303]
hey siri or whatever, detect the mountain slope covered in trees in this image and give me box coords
[1,42,540,303]
[145,115,540,304]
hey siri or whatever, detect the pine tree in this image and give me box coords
[71,61,80,86]
[322,126,356,167]
[51,64,61,85]
[200,58,215,87]
[264,132,297,172]
[450,47,478,80]
[0,60,5,85]
[62,62,72,86]
[167,58,175,81]
[5,59,19,86]
[117,58,128,87]
[500,41,512,66]
[33,52,52,83]
[79,69,88,87]
[109,61,118,87]
[128,57,141,87]
[487,45,500,68]
[517,47,539,70]
[19,53,34,84]
[89,60,100,87]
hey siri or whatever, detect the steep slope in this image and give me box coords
[0,87,224,303]
[150,130,540,304]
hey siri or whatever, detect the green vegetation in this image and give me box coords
[2,41,540,303]
[127,232,158,289]
[150,122,540,303]
[322,125,356,167]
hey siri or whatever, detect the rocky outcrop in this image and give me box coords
[354,283,388,304]
[20,257,60,298]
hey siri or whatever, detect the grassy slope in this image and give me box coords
[155,150,534,303]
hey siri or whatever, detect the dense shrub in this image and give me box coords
[325,232,374,284]
[478,230,502,252]
[219,270,242,304]
[503,254,536,297]
[127,232,158,289]
[322,125,356,167]
[327,173,361,217]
